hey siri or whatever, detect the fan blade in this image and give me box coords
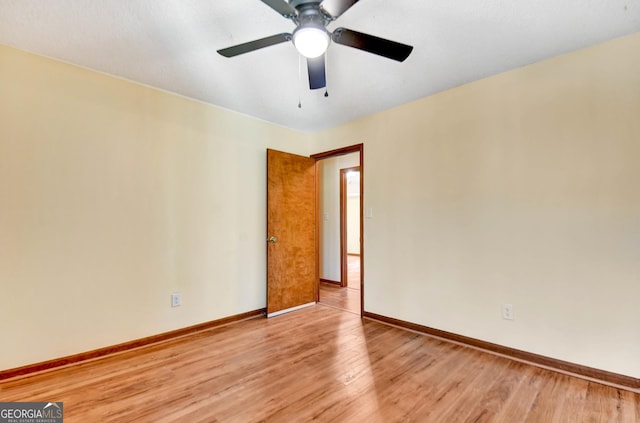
[307,55,326,89]
[321,0,360,19]
[217,33,292,57]
[332,28,413,62]
[260,0,297,18]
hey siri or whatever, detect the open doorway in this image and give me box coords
[341,167,361,293]
[312,146,362,315]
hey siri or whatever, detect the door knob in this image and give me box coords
[267,236,278,243]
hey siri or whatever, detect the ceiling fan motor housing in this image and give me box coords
[290,0,331,26]
[289,0,322,9]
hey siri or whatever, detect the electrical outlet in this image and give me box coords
[171,293,182,308]
[502,303,514,320]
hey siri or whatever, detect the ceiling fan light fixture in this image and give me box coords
[293,25,330,58]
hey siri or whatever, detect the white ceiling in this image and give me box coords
[1,0,639,132]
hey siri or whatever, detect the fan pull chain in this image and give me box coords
[298,54,302,108]
[324,49,329,98]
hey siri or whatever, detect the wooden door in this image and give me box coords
[266,149,316,317]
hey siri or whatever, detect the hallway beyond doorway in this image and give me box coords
[319,255,360,315]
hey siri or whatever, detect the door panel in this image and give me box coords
[267,149,316,316]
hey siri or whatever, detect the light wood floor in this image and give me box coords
[319,254,361,314]
[347,254,360,289]
[1,305,638,422]
[319,283,360,315]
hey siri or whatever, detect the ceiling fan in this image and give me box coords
[217,0,413,90]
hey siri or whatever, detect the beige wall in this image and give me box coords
[311,33,640,378]
[0,45,310,370]
[3,32,639,380]
[318,153,359,281]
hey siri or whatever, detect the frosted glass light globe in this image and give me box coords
[293,26,330,58]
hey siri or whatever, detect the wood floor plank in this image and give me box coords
[458,358,527,422]
[493,365,553,421]
[318,254,360,315]
[414,350,506,421]
[1,304,638,422]
[319,282,360,314]
[579,382,636,423]
[524,372,580,422]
